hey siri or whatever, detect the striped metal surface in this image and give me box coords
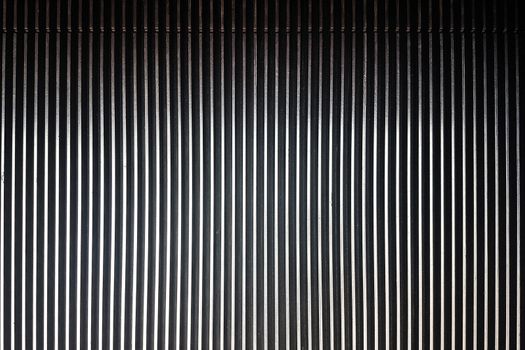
[0,0,523,349]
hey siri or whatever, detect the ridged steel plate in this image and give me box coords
[0,0,523,349]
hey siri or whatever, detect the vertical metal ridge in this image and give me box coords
[174,6,182,347]
[174,13,183,348]
[515,6,521,347]
[273,5,280,347]
[327,11,335,350]
[10,31,17,350]
[472,1,478,346]
[284,2,291,347]
[252,1,259,347]
[482,5,489,348]
[338,27,346,350]
[32,30,39,350]
[217,2,225,347]
[361,24,369,350]
[119,23,127,350]
[162,27,171,350]
[65,29,71,350]
[43,32,50,350]
[503,5,510,348]
[0,30,5,350]
[96,28,104,350]
[316,3,324,347]
[439,6,446,349]
[417,2,424,347]
[383,15,391,350]
[229,0,236,344]
[207,2,215,346]
[294,12,302,349]
[372,7,380,348]
[492,5,500,345]
[450,5,457,345]
[263,2,269,347]
[185,0,193,344]
[21,31,27,350]
[429,0,435,346]
[86,31,93,350]
[306,11,313,348]
[350,28,357,350]
[153,23,161,350]
[108,28,116,350]
[460,2,468,348]
[394,16,401,350]
[407,13,414,348]
[197,0,205,346]
[140,23,149,350]
[241,6,247,348]
[130,28,139,350]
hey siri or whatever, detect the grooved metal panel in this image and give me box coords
[0,0,523,349]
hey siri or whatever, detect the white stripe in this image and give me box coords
[306,30,313,350]
[0,31,6,350]
[515,22,521,350]
[142,31,150,350]
[482,28,489,350]
[76,29,83,350]
[241,27,247,350]
[43,33,50,350]
[97,32,105,350]
[428,23,435,350]
[351,31,358,350]
[284,21,291,350]
[295,27,302,350]
[175,28,183,350]
[383,27,391,350]
[11,32,17,350]
[119,30,128,350]
[109,32,117,350]
[186,19,194,350]
[65,31,71,350]
[22,33,28,350]
[32,32,40,350]
[53,33,59,350]
[208,10,216,349]
[362,31,369,350]
[274,29,280,350]
[339,30,346,350]
[164,31,172,350]
[468,27,478,349]
[395,29,402,350]
[130,31,139,350]
[87,32,94,350]
[230,26,237,349]
[253,27,259,350]
[406,28,412,350]
[493,27,500,349]
[197,28,205,350]
[503,29,510,350]
[153,29,162,350]
[440,29,446,350]
[263,19,269,350]
[317,28,325,350]
[328,30,335,350]
[461,23,468,350]
[219,19,226,350]
[451,27,458,348]
[372,29,380,350]
[417,28,424,350]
